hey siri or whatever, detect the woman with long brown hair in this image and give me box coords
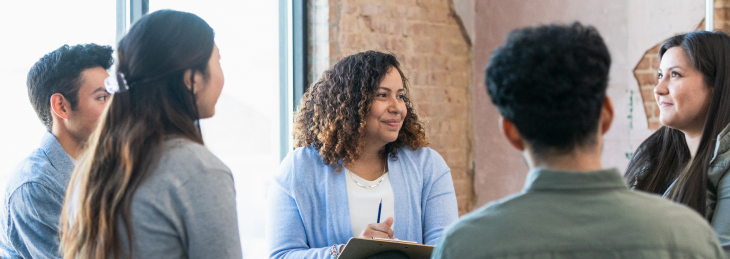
[626,31,730,251]
[267,51,458,258]
[59,10,241,258]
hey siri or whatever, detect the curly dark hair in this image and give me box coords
[486,22,611,155]
[27,43,114,131]
[294,51,428,166]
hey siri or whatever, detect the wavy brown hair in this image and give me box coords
[294,51,428,166]
[59,10,214,259]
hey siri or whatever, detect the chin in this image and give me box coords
[198,109,215,119]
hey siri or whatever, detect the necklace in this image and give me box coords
[349,164,387,189]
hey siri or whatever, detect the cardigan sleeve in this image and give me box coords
[267,150,344,259]
[420,150,459,245]
[267,181,343,259]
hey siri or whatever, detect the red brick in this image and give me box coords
[339,15,359,32]
[404,23,427,37]
[430,71,450,86]
[635,56,651,70]
[649,56,660,69]
[652,103,661,117]
[636,72,658,87]
[639,87,655,103]
[648,120,662,130]
[360,3,381,16]
[647,44,661,55]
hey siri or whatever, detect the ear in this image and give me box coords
[499,116,525,151]
[183,69,205,93]
[599,96,614,136]
[50,93,70,120]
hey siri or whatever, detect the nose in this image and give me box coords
[654,75,668,96]
[387,96,402,114]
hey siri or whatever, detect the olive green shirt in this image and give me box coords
[433,168,724,259]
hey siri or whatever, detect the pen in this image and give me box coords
[377,198,382,223]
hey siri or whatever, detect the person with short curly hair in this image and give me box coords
[267,51,458,258]
[432,22,724,259]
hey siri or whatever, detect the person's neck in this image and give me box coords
[683,130,703,159]
[526,147,603,172]
[346,143,386,181]
[51,126,83,160]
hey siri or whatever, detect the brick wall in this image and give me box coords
[311,0,475,215]
[633,0,730,130]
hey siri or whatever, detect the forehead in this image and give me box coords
[659,47,690,69]
[78,67,109,93]
[377,67,404,90]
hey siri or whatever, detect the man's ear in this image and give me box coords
[50,93,70,120]
[499,116,525,151]
[599,96,614,136]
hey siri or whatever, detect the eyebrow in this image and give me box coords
[91,87,107,95]
[658,66,682,72]
[377,87,405,92]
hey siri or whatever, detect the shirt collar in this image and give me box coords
[522,167,628,192]
[39,131,76,173]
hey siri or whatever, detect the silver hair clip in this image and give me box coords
[104,72,131,94]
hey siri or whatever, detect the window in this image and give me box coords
[0,1,288,257]
[0,0,116,198]
[147,1,281,257]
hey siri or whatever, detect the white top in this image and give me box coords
[344,167,395,237]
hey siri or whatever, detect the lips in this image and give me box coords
[382,119,400,127]
[658,101,673,108]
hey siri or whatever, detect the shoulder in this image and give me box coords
[154,138,232,186]
[439,192,523,242]
[393,147,449,182]
[710,125,730,186]
[274,146,331,191]
[618,190,715,237]
[395,147,447,169]
[5,149,65,201]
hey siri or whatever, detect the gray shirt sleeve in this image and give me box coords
[175,169,242,259]
[7,183,63,259]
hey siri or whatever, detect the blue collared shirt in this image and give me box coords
[0,132,74,259]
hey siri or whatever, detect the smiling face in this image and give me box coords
[363,67,407,149]
[655,47,713,135]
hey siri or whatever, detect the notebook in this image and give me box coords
[339,237,434,259]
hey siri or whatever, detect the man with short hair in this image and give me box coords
[0,44,113,258]
[432,22,724,258]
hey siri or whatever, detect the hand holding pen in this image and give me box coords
[357,199,394,239]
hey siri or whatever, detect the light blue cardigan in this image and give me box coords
[267,146,459,259]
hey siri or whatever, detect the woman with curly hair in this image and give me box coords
[267,51,458,258]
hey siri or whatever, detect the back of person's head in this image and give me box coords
[27,44,113,131]
[626,31,730,215]
[293,50,427,166]
[60,9,215,259]
[486,22,611,156]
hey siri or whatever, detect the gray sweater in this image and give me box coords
[71,138,242,258]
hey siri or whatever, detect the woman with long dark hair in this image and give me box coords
[59,10,241,258]
[626,30,730,250]
[267,51,458,258]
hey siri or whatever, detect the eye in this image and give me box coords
[98,95,109,101]
[657,73,663,80]
[376,93,387,98]
[671,71,681,77]
[397,94,405,99]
